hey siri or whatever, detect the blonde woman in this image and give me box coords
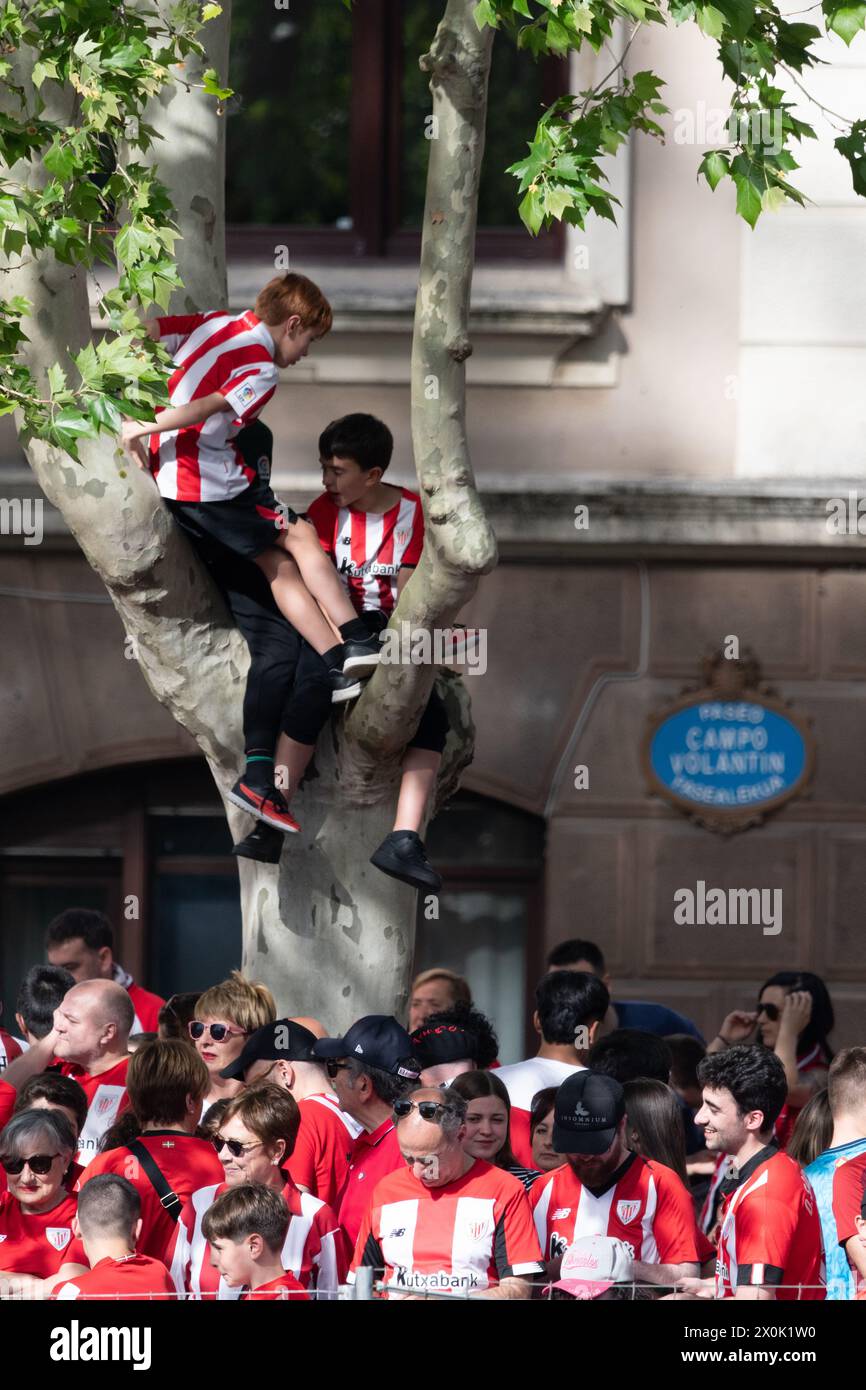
[190,972,276,1116]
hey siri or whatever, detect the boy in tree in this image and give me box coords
[120,274,380,831]
[233,413,446,892]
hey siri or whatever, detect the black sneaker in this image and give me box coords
[231,823,285,864]
[342,632,382,678]
[370,831,442,892]
[328,668,362,703]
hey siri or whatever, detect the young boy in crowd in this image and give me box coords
[233,413,447,892]
[119,274,382,832]
[201,1183,308,1301]
[52,1175,175,1301]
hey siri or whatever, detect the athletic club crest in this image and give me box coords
[96,1091,117,1115]
[616,1200,641,1224]
[468,1221,491,1241]
[395,529,410,546]
[46,1227,72,1251]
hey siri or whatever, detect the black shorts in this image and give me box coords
[166,420,299,561]
[167,478,299,561]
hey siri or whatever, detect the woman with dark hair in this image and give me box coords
[708,970,834,1146]
[529,1087,562,1175]
[449,1070,540,1190]
[0,1109,78,1290]
[622,1079,689,1186]
[787,1088,833,1169]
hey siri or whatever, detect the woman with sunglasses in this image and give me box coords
[0,1109,79,1295]
[190,972,276,1117]
[168,1082,347,1300]
[707,970,834,1146]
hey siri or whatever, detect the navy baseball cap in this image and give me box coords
[553,1071,625,1155]
[220,1018,317,1080]
[311,1015,421,1080]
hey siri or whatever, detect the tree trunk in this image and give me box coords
[8,0,496,1032]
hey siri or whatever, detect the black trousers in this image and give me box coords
[170,484,449,754]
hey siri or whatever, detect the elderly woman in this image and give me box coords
[190,971,276,1116]
[168,1082,346,1300]
[0,1110,78,1287]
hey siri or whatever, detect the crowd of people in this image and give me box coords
[0,912,863,1302]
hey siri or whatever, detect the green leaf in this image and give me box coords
[201,2,222,19]
[761,185,787,211]
[543,184,575,219]
[32,59,58,89]
[616,0,646,18]
[699,150,730,190]
[48,363,67,395]
[53,407,98,439]
[43,141,76,181]
[697,3,726,37]
[734,174,763,227]
[473,0,498,26]
[201,67,232,100]
[828,4,866,43]
[518,188,545,235]
[89,394,123,431]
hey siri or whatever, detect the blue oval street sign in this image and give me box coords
[643,666,815,832]
[650,702,807,812]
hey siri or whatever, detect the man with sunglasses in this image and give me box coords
[220,1018,362,1209]
[311,1016,421,1248]
[350,1087,543,1299]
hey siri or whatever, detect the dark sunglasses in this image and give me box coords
[212,1136,265,1158]
[757,1002,780,1021]
[325,1060,352,1080]
[1,1152,61,1176]
[393,1099,448,1122]
[188,1021,249,1043]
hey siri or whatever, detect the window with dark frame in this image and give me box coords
[226,0,567,261]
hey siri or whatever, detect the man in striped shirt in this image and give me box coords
[119,274,382,838]
[234,413,449,892]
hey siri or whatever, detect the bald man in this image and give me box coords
[350,1087,543,1300]
[219,1018,362,1208]
[3,979,132,1162]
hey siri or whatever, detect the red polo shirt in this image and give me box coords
[338,1119,404,1249]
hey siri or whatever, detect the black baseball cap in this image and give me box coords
[220,1019,317,1080]
[553,1071,625,1155]
[311,1015,421,1080]
[410,1021,478,1068]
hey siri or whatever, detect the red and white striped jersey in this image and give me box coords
[531,1154,700,1267]
[715,1147,825,1300]
[55,1058,130,1164]
[149,310,279,502]
[286,1092,363,1211]
[0,1028,22,1075]
[350,1159,543,1297]
[306,488,424,616]
[167,1177,347,1301]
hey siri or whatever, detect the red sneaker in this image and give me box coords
[227,780,301,835]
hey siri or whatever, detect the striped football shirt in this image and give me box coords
[306,488,424,616]
[149,310,279,502]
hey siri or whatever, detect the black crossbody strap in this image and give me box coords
[127,1139,182,1223]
